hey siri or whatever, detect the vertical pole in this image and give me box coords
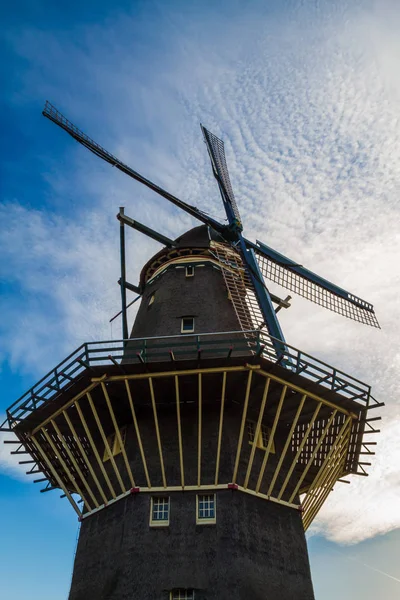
[119,207,129,342]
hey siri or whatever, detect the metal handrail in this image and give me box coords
[5,330,372,425]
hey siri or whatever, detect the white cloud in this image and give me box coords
[1,0,400,542]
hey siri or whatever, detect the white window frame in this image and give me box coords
[170,590,195,600]
[196,494,216,525]
[185,265,194,277]
[150,496,170,527]
[181,317,194,334]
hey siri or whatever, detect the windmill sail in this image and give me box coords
[248,239,380,328]
[201,125,242,227]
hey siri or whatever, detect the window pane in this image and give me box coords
[247,420,255,443]
[152,497,169,522]
[198,494,215,519]
[171,589,194,600]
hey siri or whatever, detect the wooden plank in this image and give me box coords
[232,370,253,483]
[101,382,135,488]
[277,401,322,500]
[31,434,81,517]
[75,399,116,499]
[244,377,271,489]
[62,411,107,505]
[125,380,151,487]
[255,385,287,493]
[214,372,227,485]
[148,378,167,487]
[86,392,126,494]
[267,394,306,497]
[175,376,185,488]
[51,419,99,508]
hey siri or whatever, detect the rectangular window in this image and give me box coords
[247,420,275,453]
[150,496,170,526]
[181,317,194,333]
[197,494,216,524]
[170,590,195,600]
[185,266,194,277]
[103,426,126,461]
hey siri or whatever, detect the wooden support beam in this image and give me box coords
[75,400,116,499]
[304,443,349,530]
[197,373,202,487]
[277,401,322,500]
[50,419,99,508]
[288,409,338,504]
[125,380,151,488]
[244,377,271,489]
[31,434,82,518]
[86,392,126,494]
[101,382,135,488]
[214,372,227,486]
[232,369,253,483]
[302,427,350,514]
[41,427,92,512]
[267,394,306,497]
[63,411,108,505]
[257,368,354,417]
[175,376,185,488]
[256,385,287,493]
[31,380,100,435]
[148,378,167,488]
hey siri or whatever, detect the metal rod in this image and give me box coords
[125,380,151,487]
[31,434,82,517]
[214,372,227,486]
[117,212,176,248]
[148,378,167,487]
[232,369,253,483]
[256,385,287,493]
[101,382,135,488]
[244,377,271,489]
[119,207,129,342]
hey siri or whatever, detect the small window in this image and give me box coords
[247,420,275,453]
[148,293,155,307]
[103,426,126,461]
[150,496,170,526]
[185,266,194,277]
[170,590,195,600]
[181,317,194,334]
[197,494,216,524]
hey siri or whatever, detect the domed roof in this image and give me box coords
[138,225,225,285]
[173,225,224,248]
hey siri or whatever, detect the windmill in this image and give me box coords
[0,102,383,600]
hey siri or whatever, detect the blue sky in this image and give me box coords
[1,1,400,598]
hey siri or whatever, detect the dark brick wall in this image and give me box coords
[69,402,315,600]
[131,263,240,339]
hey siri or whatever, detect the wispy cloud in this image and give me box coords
[1,0,399,543]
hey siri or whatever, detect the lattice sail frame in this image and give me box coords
[7,364,357,529]
[201,126,242,225]
[254,250,380,328]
